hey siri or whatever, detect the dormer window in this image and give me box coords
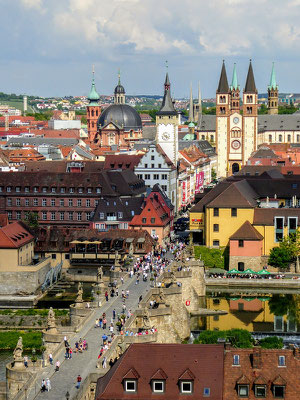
[124,379,137,392]
[51,187,56,193]
[238,385,249,397]
[96,188,101,194]
[255,385,266,397]
[180,381,193,394]
[78,188,83,193]
[69,187,74,193]
[25,187,29,193]
[152,380,165,393]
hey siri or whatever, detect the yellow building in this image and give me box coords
[189,174,300,270]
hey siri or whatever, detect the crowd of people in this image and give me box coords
[208,272,288,279]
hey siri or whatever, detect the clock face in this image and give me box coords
[162,131,170,141]
[231,140,241,150]
[233,117,239,124]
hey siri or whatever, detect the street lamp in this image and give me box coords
[65,391,70,400]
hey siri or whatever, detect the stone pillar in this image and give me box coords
[43,308,64,366]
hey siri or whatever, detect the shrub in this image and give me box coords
[194,246,225,268]
[259,336,283,349]
[194,329,253,348]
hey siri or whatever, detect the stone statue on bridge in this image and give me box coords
[47,307,57,333]
[13,337,24,369]
[97,266,103,282]
[75,282,83,306]
[142,308,151,329]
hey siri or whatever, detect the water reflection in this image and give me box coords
[194,292,300,334]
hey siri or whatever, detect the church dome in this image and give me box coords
[114,84,125,94]
[97,104,142,130]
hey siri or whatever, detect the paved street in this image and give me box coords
[34,276,151,399]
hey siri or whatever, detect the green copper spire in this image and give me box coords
[230,63,239,90]
[87,65,100,104]
[268,62,278,90]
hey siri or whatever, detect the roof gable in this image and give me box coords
[236,374,250,385]
[123,367,140,380]
[151,368,168,380]
[208,181,257,208]
[178,368,196,380]
[230,221,263,241]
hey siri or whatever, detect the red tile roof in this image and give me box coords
[96,343,224,400]
[0,222,33,248]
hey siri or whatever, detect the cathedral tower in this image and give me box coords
[155,72,179,165]
[230,63,240,113]
[216,61,230,177]
[114,71,126,104]
[86,67,101,142]
[268,62,278,115]
[242,60,258,166]
[194,83,202,127]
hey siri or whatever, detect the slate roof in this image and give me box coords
[6,137,79,147]
[258,114,300,132]
[251,147,278,159]
[208,180,258,208]
[95,343,224,400]
[157,73,177,116]
[217,61,229,93]
[90,197,144,222]
[0,222,33,249]
[24,160,105,173]
[142,126,156,140]
[230,220,263,240]
[244,61,257,93]
[198,115,216,131]
[104,154,142,170]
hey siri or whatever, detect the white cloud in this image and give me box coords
[21,0,43,9]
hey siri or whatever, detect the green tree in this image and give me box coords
[23,212,39,228]
[194,329,253,348]
[81,116,87,124]
[258,104,268,114]
[202,107,216,115]
[268,246,292,270]
[259,336,283,349]
[278,103,298,114]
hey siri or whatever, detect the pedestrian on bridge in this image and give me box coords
[76,375,82,389]
[46,378,51,391]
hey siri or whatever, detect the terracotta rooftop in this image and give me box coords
[95,343,224,400]
[230,221,263,240]
[0,222,33,248]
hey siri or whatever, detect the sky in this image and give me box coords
[1,0,300,98]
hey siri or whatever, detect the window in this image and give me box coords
[254,385,266,398]
[154,174,159,180]
[269,134,272,143]
[288,217,297,235]
[95,200,99,206]
[96,188,101,194]
[60,199,64,207]
[238,385,249,397]
[144,174,150,180]
[287,134,291,142]
[60,212,64,221]
[7,186,11,192]
[87,188,92,194]
[51,187,56,193]
[25,187,29,193]
[124,380,137,392]
[51,212,55,221]
[16,211,21,220]
[238,239,244,248]
[99,212,104,219]
[7,198,12,206]
[16,186,20,193]
[51,199,56,207]
[7,211,12,220]
[151,164,155,168]
[278,356,285,366]
[158,164,162,168]
[152,380,164,393]
[180,381,193,394]
[86,212,91,221]
[279,134,282,142]
[33,199,38,206]
[77,199,82,207]
[51,254,56,260]
[42,212,47,220]
[142,218,147,223]
[162,174,167,180]
[78,188,83,193]
[151,218,155,224]
[275,217,284,242]
[68,199,73,207]
[213,240,219,247]
[213,224,219,232]
[0,187,2,192]
[42,187,47,193]
[213,208,219,217]
[60,187,65,193]
[42,199,47,207]
[151,156,155,160]
[233,355,240,365]
[65,254,70,259]
[25,199,29,207]
[273,386,285,398]
[238,262,245,272]
[118,212,123,219]
[203,387,210,397]
[274,316,284,332]
[16,198,21,206]
[69,187,74,193]
[68,212,73,221]
[162,185,167,191]
[231,208,237,217]
[86,199,91,207]
[77,212,82,221]
[144,163,148,168]
[131,210,135,216]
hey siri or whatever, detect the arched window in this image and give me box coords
[297,135,300,143]
[238,262,245,271]
[269,135,272,143]
[288,135,291,142]
[279,134,282,142]
[91,110,94,117]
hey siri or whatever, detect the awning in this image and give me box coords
[137,238,145,243]
[126,238,134,243]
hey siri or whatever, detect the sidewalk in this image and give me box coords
[33,275,150,399]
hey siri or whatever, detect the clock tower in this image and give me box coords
[155,72,180,166]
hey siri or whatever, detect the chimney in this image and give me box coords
[252,346,262,369]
